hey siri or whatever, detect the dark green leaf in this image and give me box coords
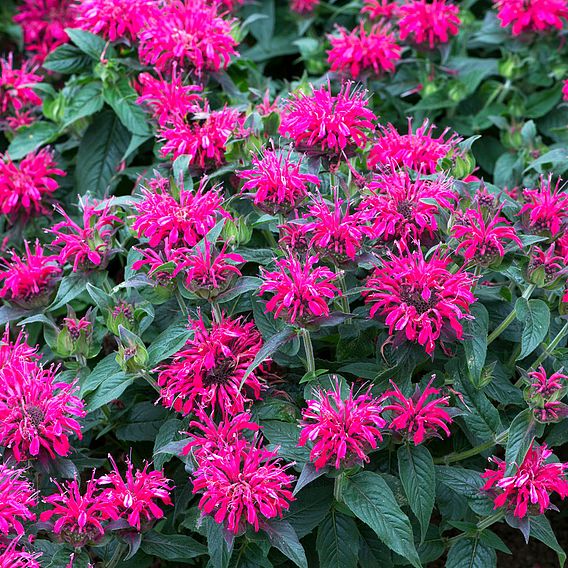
[49,273,88,311]
[516,298,550,360]
[504,409,537,475]
[147,320,193,366]
[530,516,566,567]
[103,78,152,136]
[140,531,207,562]
[317,511,359,568]
[7,121,60,160]
[446,537,497,568]
[283,484,332,539]
[264,519,307,568]
[86,373,133,412]
[463,303,489,387]
[43,44,92,73]
[153,418,182,470]
[62,81,103,128]
[205,517,233,568]
[65,28,114,60]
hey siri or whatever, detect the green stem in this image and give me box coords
[262,229,278,249]
[333,474,344,502]
[529,320,568,372]
[477,510,506,531]
[434,430,508,465]
[211,300,222,323]
[301,329,315,374]
[141,371,161,394]
[335,268,350,318]
[175,289,188,318]
[106,543,127,568]
[487,284,536,345]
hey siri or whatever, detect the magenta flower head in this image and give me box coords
[40,474,119,547]
[279,81,376,158]
[358,169,457,244]
[303,193,364,262]
[0,54,42,117]
[48,198,121,272]
[368,118,463,173]
[290,0,320,14]
[132,175,228,248]
[138,0,238,77]
[0,241,61,308]
[136,68,202,127]
[398,0,461,48]
[159,103,243,169]
[0,464,37,536]
[98,454,173,531]
[482,443,568,518]
[259,254,341,326]
[563,79,568,101]
[76,0,159,42]
[0,327,40,368]
[381,379,453,445]
[363,248,476,355]
[157,313,267,415]
[528,366,567,397]
[0,361,85,462]
[0,148,65,222]
[527,244,565,286]
[362,0,400,19]
[192,436,294,534]
[495,0,568,34]
[299,381,386,470]
[238,147,320,215]
[0,536,42,567]
[451,206,523,265]
[327,22,401,79]
[520,176,568,237]
[14,0,76,63]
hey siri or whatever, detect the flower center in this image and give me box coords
[203,357,235,386]
[26,405,45,427]
[400,285,438,313]
[396,200,414,220]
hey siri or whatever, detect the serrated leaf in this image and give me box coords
[7,121,60,160]
[317,511,359,568]
[446,537,497,568]
[264,519,307,568]
[43,44,92,73]
[205,517,233,568]
[504,409,536,475]
[86,374,133,412]
[283,484,332,539]
[341,471,421,568]
[153,418,182,470]
[49,273,88,311]
[140,531,207,562]
[103,78,152,136]
[65,28,114,60]
[398,445,436,543]
[516,298,550,360]
[293,462,327,495]
[530,515,566,567]
[147,320,193,367]
[62,81,103,128]
[463,303,489,387]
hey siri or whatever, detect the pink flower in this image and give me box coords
[451,206,523,263]
[131,245,179,285]
[520,176,568,236]
[398,0,461,48]
[327,22,401,78]
[48,198,120,271]
[0,359,84,462]
[279,82,376,157]
[259,254,340,325]
[303,193,364,261]
[299,382,385,470]
[63,315,92,340]
[0,327,41,368]
[238,148,320,215]
[528,244,565,284]
[98,454,173,531]
[76,0,158,42]
[381,379,453,445]
[362,0,400,19]
[138,0,238,76]
[482,443,568,518]
[495,0,568,34]
[157,314,267,415]
[174,241,243,298]
[363,249,476,355]
[40,475,118,547]
[0,537,41,568]
[0,464,37,535]
[132,176,228,248]
[358,169,457,243]
[368,119,463,173]
[192,436,294,534]
[0,149,64,221]
[14,0,76,63]
[290,0,319,13]
[278,222,311,254]
[0,54,42,117]
[528,367,567,397]
[563,79,568,101]
[0,241,61,307]
[136,68,202,127]
[533,401,568,423]
[159,103,243,168]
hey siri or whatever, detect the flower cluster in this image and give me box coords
[495,0,568,34]
[0,464,37,536]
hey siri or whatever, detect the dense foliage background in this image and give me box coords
[0,0,568,566]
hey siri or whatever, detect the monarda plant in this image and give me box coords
[0,0,567,566]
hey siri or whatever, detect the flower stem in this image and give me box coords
[301,329,315,374]
[106,543,127,568]
[477,509,506,531]
[175,289,188,318]
[434,430,508,465]
[487,284,536,345]
[335,267,350,320]
[529,320,568,372]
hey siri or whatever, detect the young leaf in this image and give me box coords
[42,44,92,73]
[515,298,550,360]
[341,471,421,568]
[398,444,436,543]
[463,303,489,387]
[504,409,537,475]
[316,511,360,568]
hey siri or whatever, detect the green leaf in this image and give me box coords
[446,537,497,568]
[504,409,537,475]
[116,402,167,442]
[463,303,489,387]
[515,298,550,360]
[530,515,566,567]
[216,276,262,304]
[283,484,332,539]
[62,81,103,128]
[398,445,436,543]
[86,373,133,412]
[103,78,152,136]
[341,471,421,568]
[7,121,60,160]
[153,418,182,470]
[65,28,114,60]
[147,320,193,367]
[140,531,207,562]
[264,519,307,568]
[435,466,484,499]
[0,305,32,325]
[49,273,88,311]
[205,517,233,568]
[316,511,359,568]
[43,44,92,74]
[80,354,120,396]
[526,86,563,119]
[75,110,130,197]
